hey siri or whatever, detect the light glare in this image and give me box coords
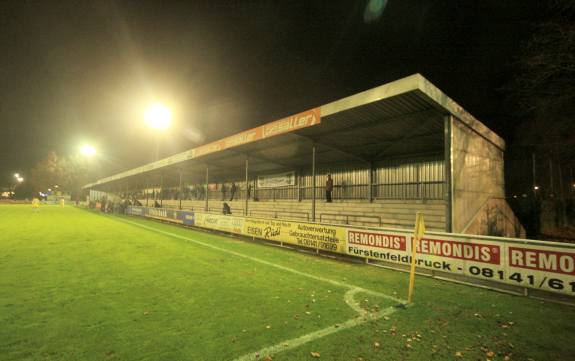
[144,103,172,130]
[81,144,96,156]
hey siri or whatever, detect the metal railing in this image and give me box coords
[319,213,382,226]
[249,209,310,221]
[137,181,445,203]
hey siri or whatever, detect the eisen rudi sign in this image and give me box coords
[244,218,346,253]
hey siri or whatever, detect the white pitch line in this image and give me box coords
[117,217,408,359]
[234,288,399,361]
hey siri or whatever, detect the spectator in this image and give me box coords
[230,182,237,201]
[325,174,333,203]
[221,182,227,200]
[154,200,161,208]
[247,183,252,199]
[222,202,231,215]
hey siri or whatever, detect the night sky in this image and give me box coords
[0,0,542,185]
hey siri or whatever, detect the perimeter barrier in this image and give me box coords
[126,206,575,301]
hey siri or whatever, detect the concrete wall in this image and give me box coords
[463,198,526,238]
[451,117,506,233]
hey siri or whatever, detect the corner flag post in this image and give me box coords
[408,212,425,304]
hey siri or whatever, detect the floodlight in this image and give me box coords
[14,173,20,178]
[534,185,539,190]
[81,144,96,157]
[16,177,23,183]
[144,103,172,130]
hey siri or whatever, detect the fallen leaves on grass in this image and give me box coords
[310,351,321,358]
[374,342,380,348]
[263,356,272,361]
[455,351,463,358]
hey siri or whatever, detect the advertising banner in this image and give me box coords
[129,206,145,216]
[244,218,346,253]
[182,212,195,226]
[506,244,575,295]
[257,171,296,188]
[194,213,245,234]
[345,227,575,296]
[146,208,182,223]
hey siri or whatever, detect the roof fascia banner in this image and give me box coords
[192,108,321,159]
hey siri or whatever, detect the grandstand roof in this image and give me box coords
[84,73,505,189]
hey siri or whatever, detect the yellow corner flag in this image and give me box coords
[407,212,426,304]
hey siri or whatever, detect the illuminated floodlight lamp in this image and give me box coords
[54,185,59,188]
[48,188,52,192]
[533,185,539,190]
[16,177,24,183]
[144,103,172,130]
[81,144,96,157]
[14,173,20,178]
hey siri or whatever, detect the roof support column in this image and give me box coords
[160,174,164,207]
[178,171,183,210]
[570,167,574,196]
[245,157,249,216]
[297,172,302,202]
[145,179,149,207]
[368,161,374,202]
[532,153,537,199]
[312,143,316,222]
[205,166,209,212]
[444,115,453,232]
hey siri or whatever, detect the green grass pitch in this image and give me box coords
[1,205,574,360]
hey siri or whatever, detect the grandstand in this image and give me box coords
[84,73,524,237]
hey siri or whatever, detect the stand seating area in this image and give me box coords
[141,198,447,231]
